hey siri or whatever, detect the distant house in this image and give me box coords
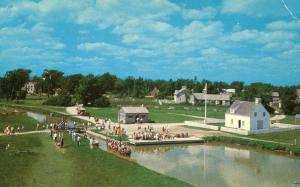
[54,88,62,96]
[24,81,37,94]
[150,87,159,98]
[119,107,149,124]
[225,98,270,132]
[222,89,236,95]
[269,92,281,109]
[174,86,189,103]
[190,93,231,106]
[296,114,300,125]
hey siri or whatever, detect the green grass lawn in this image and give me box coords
[87,105,226,123]
[0,98,67,114]
[278,115,296,125]
[0,133,190,187]
[249,130,300,145]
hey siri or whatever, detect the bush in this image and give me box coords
[43,95,72,106]
[93,97,110,107]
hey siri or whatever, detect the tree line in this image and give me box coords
[0,69,299,114]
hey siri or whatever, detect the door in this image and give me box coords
[257,120,263,129]
[238,120,241,128]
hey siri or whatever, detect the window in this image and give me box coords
[242,121,245,126]
[231,119,233,124]
[263,112,266,117]
[254,112,257,117]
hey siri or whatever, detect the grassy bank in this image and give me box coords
[0,133,191,187]
[204,135,300,156]
[0,107,38,131]
[249,130,300,145]
[278,115,296,125]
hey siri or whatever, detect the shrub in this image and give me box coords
[43,95,72,106]
[93,97,110,107]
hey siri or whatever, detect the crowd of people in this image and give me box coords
[3,125,24,135]
[132,125,189,140]
[106,138,131,156]
[50,127,64,148]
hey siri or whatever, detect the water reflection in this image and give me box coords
[26,112,46,123]
[130,144,300,187]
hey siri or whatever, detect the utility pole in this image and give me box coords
[204,83,207,124]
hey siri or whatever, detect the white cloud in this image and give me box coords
[227,29,299,44]
[77,42,156,58]
[266,20,300,30]
[182,7,216,20]
[221,0,289,17]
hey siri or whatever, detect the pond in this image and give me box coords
[26,112,47,123]
[95,139,300,187]
[26,111,76,129]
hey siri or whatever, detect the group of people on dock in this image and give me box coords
[133,125,189,141]
[133,131,175,140]
[106,138,131,156]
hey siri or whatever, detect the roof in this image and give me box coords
[120,107,149,114]
[226,101,257,116]
[174,87,188,95]
[271,92,279,97]
[192,93,231,101]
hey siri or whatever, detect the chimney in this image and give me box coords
[255,98,261,104]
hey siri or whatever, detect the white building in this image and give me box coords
[225,98,270,132]
[190,93,231,106]
[119,107,149,124]
[222,88,236,95]
[24,81,36,94]
[174,86,189,103]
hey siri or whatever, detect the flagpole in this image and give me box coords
[204,83,207,124]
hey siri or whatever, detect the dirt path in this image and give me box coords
[270,114,286,121]
[0,129,49,136]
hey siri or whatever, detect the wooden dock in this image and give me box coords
[129,137,204,146]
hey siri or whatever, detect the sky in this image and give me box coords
[0,0,300,85]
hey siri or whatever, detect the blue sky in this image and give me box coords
[0,0,300,85]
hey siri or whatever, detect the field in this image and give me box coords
[87,104,226,123]
[0,96,227,124]
[249,130,300,145]
[278,115,296,125]
[0,133,190,187]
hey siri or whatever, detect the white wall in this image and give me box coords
[250,104,270,130]
[225,114,251,130]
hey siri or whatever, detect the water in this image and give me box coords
[26,112,47,123]
[26,112,76,129]
[95,138,300,187]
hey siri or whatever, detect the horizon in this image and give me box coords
[0,0,300,86]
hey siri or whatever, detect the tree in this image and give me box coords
[42,69,64,97]
[62,74,83,95]
[76,75,104,105]
[3,69,31,100]
[98,72,117,92]
[281,87,297,115]
[230,81,244,95]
